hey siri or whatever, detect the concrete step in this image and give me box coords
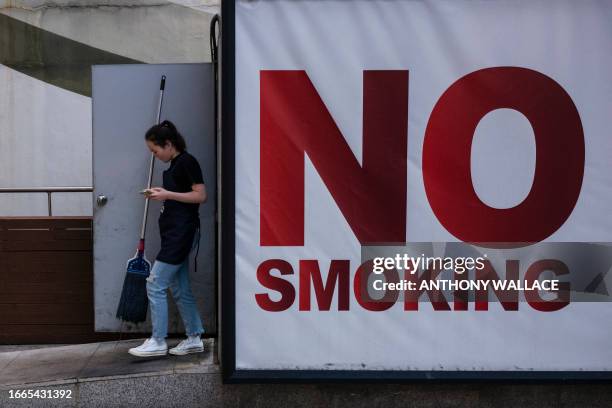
[2,339,612,408]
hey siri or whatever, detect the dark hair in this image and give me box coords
[145,120,187,152]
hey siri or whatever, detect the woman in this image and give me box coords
[128,120,207,357]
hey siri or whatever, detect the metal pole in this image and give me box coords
[0,187,93,193]
[139,75,166,240]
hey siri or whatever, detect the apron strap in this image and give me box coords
[194,219,201,273]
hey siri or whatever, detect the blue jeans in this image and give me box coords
[146,232,204,339]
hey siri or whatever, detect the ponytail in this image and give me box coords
[145,120,187,152]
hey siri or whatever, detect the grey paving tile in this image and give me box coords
[78,339,176,380]
[173,339,216,373]
[0,345,68,353]
[0,343,100,387]
[0,351,21,373]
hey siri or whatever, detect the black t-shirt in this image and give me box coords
[156,151,204,264]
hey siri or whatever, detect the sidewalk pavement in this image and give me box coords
[0,338,216,389]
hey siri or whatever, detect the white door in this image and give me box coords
[92,64,216,334]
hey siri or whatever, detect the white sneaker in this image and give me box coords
[128,338,168,357]
[169,336,204,355]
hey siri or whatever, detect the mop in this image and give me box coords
[115,75,166,323]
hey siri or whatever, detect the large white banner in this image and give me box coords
[233,0,612,373]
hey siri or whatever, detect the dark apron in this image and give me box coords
[156,165,200,265]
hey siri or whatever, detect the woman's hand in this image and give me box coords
[143,185,205,204]
[146,187,170,201]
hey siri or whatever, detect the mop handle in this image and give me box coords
[139,75,166,242]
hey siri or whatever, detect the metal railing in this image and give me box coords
[0,187,93,216]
